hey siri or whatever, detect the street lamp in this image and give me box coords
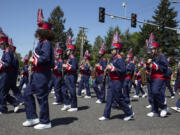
[122,2,127,17]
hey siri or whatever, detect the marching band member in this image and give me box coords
[22,9,55,129]
[146,33,168,118]
[78,50,91,99]
[133,59,147,99]
[93,43,107,104]
[19,55,29,92]
[0,28,20,114]
[8,38,24,105]
[123,48,135,106]
[61,35,78,112]
[99,31,134,121]
[51,43,64,105]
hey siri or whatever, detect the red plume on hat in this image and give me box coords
[99,42,106,55]
[23,55,29,63]
[37,8,52,30]
[0,27,8,44]
[84,50,90,59]
[148,32,159,49]
[66,35,76,51]
[146,39,151,54]
[55,42,63,55]
[127,48,133,58]
[8,38,16,51]
[111,31,123,49]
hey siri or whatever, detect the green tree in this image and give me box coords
[66,27,74,39]
[139,0,180,64]
[152,0,179,60]
[91,36,104,66]
[48,6,66,48]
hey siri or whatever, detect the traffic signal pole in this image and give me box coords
[105,13,180,33]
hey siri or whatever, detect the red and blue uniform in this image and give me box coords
[174,69,180,93]
[145,62,153,105]
[150,55,168,113]
[49,59,63,103]
[93,58,107,102]
[62,54,78,108]
[103,54,133,118]
[134,68,145,96]
[8,55,24,103]
[19,64,29,91]
[123,61,135,104]
[24,40,54,124]
[0,48,20,113]
[78,63,91,96]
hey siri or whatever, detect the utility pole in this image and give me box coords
[79,26,88,62]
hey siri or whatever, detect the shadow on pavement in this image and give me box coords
[111,114,135,121]
[111,114,126,120]
[78,106,89,111]
[52,117,78,127]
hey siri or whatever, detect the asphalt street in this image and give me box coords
[0,87,180,135]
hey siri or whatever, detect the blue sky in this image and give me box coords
[1,0,180,57]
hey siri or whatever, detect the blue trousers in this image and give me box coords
[135,80,145,95]
[147,82,152,105]
[8,71,24,103]
[151,79,167,113]
[24,70,51,124]
[165,80,174,96]
[19,76,28,92]
[54,76,63,103]
[174,80,180,92]
[62,74,77,108]
[103,80,133,118]
[93,75,105,102]
[48,75,55,94]
[123,79,131,104]
[176,98,180,108]
[0,71,19,113]
[78,75,91,96]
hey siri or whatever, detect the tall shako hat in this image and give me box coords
[84,50,90,59]
[23,55,29,63]
[37,8,52,30]
[127,48,133,58]
[111,31,123,50]
[0,27,8,45]
[66,35,76,51]
[55,42,63,55]
[148,32,159,49]
[99,42,106,55]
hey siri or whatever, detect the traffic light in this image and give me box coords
[131,13,137,28]
[99,7,105,23]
